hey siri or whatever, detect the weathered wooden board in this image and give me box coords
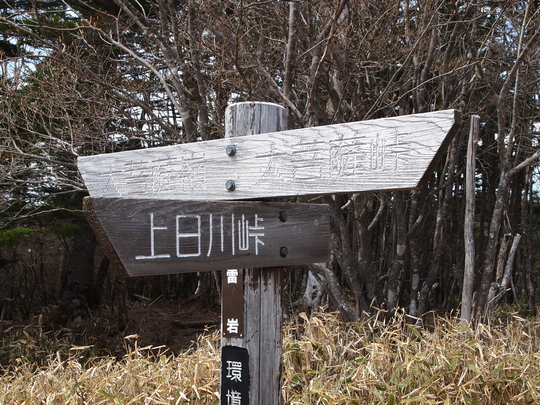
[84,197,331,277]
[78,110,461,200]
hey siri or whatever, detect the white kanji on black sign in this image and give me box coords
[226,269,239,284]
[221,346,249,405]
[226,389,242,405]
[226,361,243,382]
[226,318,239,335]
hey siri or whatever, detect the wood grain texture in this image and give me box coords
[225,267,284,405]
[78,110,461,200]
[220,102,287,405]
[257,267,284,405]
[84,197,331,277]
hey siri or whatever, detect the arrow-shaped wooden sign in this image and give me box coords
[84,198,331,277]
[78,110,461,200]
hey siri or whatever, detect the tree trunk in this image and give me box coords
[309,262,356,322]
[474,175,510,320]
[283,1,297,104]
[418,133,461,318]
[355,193,380,315]
[386,191,408,313]
[408,189,426,318]
[188,0,210,139]
[325,195,362,318]
[485,234,521,319]
[54,220,97,325]
[521,166,537,315]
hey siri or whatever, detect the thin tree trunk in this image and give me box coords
[495,234,512,282]
[522,167,537,315]
[485,234,521,319]
[309,263,356,322]
[417,133,460,318]
[408,190,422,318]
[474,175,510,320]
[304,0,348,127]
[325,195,362,318]
[354,193,377,315]
[386,191,408,313]
[52,220,97,325]
[283,1,297,103]
[484,232,510,318]
[188,0,210,139]
[500,234,521,290]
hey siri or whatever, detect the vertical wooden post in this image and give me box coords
[221,102,286,405]
[461,115,479,324]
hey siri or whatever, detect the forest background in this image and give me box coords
[1,0,540,328]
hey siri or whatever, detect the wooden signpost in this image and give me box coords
[84,198,331,277]
[219,103,287,405]
[78,102,461,405]
[78,109,460,201]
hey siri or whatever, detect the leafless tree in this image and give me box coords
[1,0,539,321]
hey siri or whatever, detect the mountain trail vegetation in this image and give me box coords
[1,307,539,404]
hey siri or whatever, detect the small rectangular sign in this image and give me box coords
[221,346,250,405]
[222,269,244,338]
[84,198,332,277]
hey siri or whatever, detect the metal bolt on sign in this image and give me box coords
[226,180,236,192]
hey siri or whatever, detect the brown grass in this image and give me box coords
[282,309,540,404]
[1,308,539,404]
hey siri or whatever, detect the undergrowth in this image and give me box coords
[1,308,538,404]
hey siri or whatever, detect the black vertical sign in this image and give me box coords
[221,346,250,405]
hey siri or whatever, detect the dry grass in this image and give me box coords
[1,308,539,404]
[282,309,540,404]
[0,329,222,404]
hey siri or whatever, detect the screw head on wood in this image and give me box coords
[279,246,288,258]
[225,180,236,191]
[278,211,288,222]
[225,145,236,156]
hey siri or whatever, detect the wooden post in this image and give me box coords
[461,115,479,324]
[221,102,286,405]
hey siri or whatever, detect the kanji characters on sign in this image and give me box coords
[135,213,265,260]
[226,269,239,284]
[226,318,239,335]
[226,361,243,382]
[226,389,242,405]
[221,346,250,405]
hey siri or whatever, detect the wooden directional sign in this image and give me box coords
[78,110,461,201]
[83,198,331,277]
